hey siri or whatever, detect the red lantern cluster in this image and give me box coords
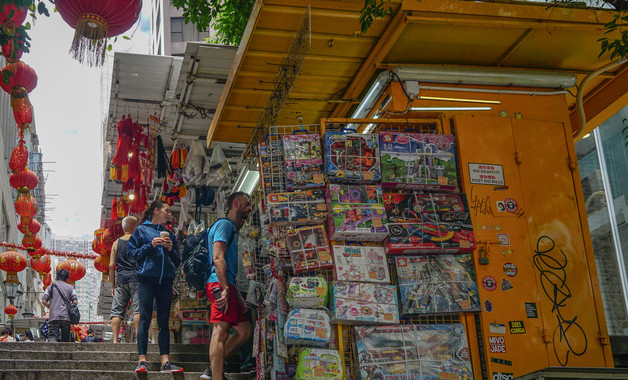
[55,0,142,66]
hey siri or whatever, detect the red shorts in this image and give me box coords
[205,282,248,326]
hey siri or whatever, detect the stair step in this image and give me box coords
[0,369,255,380]
[0,349,208,362]
[0,359,210,372]
[0,369,196,380]
[0,342,208,353]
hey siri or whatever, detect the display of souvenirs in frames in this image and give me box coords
[325,130,381,183]
[286,225,334,273]
[332,245,390,283]
[283,133,325,189]
[396,255,480,314]
[355,324,473,380]
[379,132,458,191]
[384,192,475,254]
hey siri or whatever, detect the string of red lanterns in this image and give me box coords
[0,241,98,260]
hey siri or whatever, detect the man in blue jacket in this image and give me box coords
[201,192,252,380]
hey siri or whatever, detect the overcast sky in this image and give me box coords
[26,4,152,237]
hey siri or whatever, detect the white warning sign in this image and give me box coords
[469,163,505,185]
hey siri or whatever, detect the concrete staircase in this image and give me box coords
[0,342,251,379]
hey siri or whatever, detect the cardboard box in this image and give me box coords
[355,324,474,380]
[396,255,480,315]
[284,308,331,346]
[327,184,389,241]
[325,131,381,183]
[384,192,475,254]
[331,281,399,324]
[283,134,325,189]
[286,225,334,274]
[296,348,343,379]
[379,132,458,191]
[267,190,327,226]
[332,245,390,283]
[286,276,329,308]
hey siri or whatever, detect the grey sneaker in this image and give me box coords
[160,361,184,373]
[200,368,212,379]
[134,361,148,373]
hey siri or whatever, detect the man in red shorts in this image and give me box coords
[202,192,253,380]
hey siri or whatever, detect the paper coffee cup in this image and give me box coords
[160,231,170,238]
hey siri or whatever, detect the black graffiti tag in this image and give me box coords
[469,186,495,217]
[533,236,588,366]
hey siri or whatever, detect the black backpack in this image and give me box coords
[182,218,234,291]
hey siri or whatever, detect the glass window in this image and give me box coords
[171,17,184,43]
[576,104,628,337]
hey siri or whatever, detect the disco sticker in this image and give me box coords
[503,263,517,277]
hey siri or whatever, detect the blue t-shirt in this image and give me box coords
[206,218,238,286]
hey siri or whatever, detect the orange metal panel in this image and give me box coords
[455,113,612,377]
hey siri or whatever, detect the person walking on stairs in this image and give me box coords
[109,215,140,343]
[41,269,78,342]
[128,200,183,374]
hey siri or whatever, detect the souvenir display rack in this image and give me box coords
[249,118,480,380]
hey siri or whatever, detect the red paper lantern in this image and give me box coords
[14,193,38,220]
[18,218,40,235]
[0,250,27,284]
[93,254,109,275]
[29,246,47,260]
[10,167,38,195]
[43,272,52,290]
[9,143,28,173]
[4,304,17,319]
[0,3,27,35]
[56,258,86,285]
[12,96,31,126]
[0,61,37,102]
[55,0,142,66]
[21,233,41,252]
[31,255,51,276]
[102,228,116,250]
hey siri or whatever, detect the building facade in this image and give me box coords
[149,0,210,56]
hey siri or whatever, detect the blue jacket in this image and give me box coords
[127,222,181,283]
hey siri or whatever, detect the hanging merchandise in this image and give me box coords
[383,192,475,254]
[283,133,325,190]
[55,0,143,66]
[183,140,209,186]
[161,141,187,205]
[327,184,389,242]
[396,255,480,315]
[379,132,458,191]
[205,143,231,185]
[330,282,399,325]
[110,115,135,182]
[355,324,473,380]
[194,185,215,223]
[156,135,170,179]
[325,129,380,183]
[267,189,327,226]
